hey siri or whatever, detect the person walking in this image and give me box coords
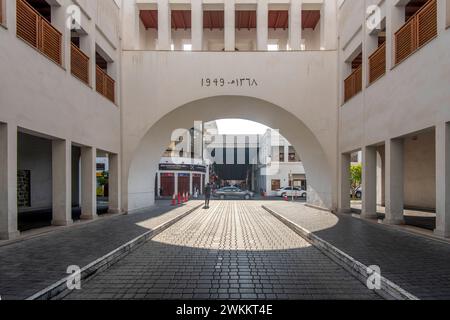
[204,183,212,209]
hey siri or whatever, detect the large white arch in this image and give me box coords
[124,95,337,213]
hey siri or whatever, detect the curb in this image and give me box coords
[26,204,203,300]
[262,205,419,301]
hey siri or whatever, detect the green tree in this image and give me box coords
[350,164,362,198]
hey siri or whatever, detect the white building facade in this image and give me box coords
[0,0,122,239]
[255,130,306,196]
[1,0,449,240]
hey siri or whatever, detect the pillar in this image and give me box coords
[109,153,121,213]
[175,173,179,195]
[284,145,289,162]
[377,147,386,206]
[362,146,378,218]
[435,122,450,237]
[289,0,302,50]
[157,0,171,50]
[385,138,405,225]
[0,123,20,240]
[189,173,193,195]
[80,146,97,220]
[201,173,205,195]
[192,0,203,51]
[224,0,235,51]
[338,153,351,214]
[52,3,71,71]
[156,172,161,198]
[52,139,73,226]
[257,0,268,50]
[320,0,337,50]
[386,0,405,69]
[80,27,96,88]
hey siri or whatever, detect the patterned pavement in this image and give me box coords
[64,201,380,300]
[263,201,450,300]
[0,201,202,300]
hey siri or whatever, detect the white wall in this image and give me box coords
[0,0,121,153]
[121,50,338,212]
[404,131,436,210]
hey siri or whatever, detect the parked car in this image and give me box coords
[350,187,362,199]
[213,187,254,200]
[275,187,307,198]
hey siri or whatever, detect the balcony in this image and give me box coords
[96,66,115,104]
[71,44,90,86]
[344,65,362,103]
[16,0,62,66]
[368,43,386,85]
[394,0,437,65]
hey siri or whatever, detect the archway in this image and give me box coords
[124,96,336,212]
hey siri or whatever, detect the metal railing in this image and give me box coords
[16,0,62,66]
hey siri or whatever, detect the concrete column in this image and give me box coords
[386,0,405,69]
[108,153,121,214]
[122,0,141,49]
[200,174,204,195]
[377,147,386,206]
[157,0,171,50]
[284,145,289,163]
[0,123,19,240]
[320,0,337,50]
[80,29,96,89]
[385,138,405,225]
[52,3,71,70]
[192,0,203,51]
[289,0,302,50]
[189,173,193,195]
[80,146,97,220]
[156,172,161,198]
[224,0,235,51]
[52,139,73,226]
[257,0,268,50]
[435,122,450,237]
[338,153,351,213]
[362,146,378,218]
[174,173,179,195]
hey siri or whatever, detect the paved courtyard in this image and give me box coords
[264,202,450,300]
[0,201,202,300]
[64,201,379,300]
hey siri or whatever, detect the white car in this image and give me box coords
[276,187,307,198]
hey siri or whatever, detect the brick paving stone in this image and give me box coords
[65,201,379,300]
[0,201,202,300]
[263,201,450,300]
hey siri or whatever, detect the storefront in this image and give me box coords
[156,164,208,198]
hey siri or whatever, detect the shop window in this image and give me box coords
[271,180,281,191]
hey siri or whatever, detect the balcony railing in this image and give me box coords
[395,0,437,65]
[368,42,386,85]
[71,43,90,85]
[344,65,362,103]
[96,66,115,103]
[16,0,62,66]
